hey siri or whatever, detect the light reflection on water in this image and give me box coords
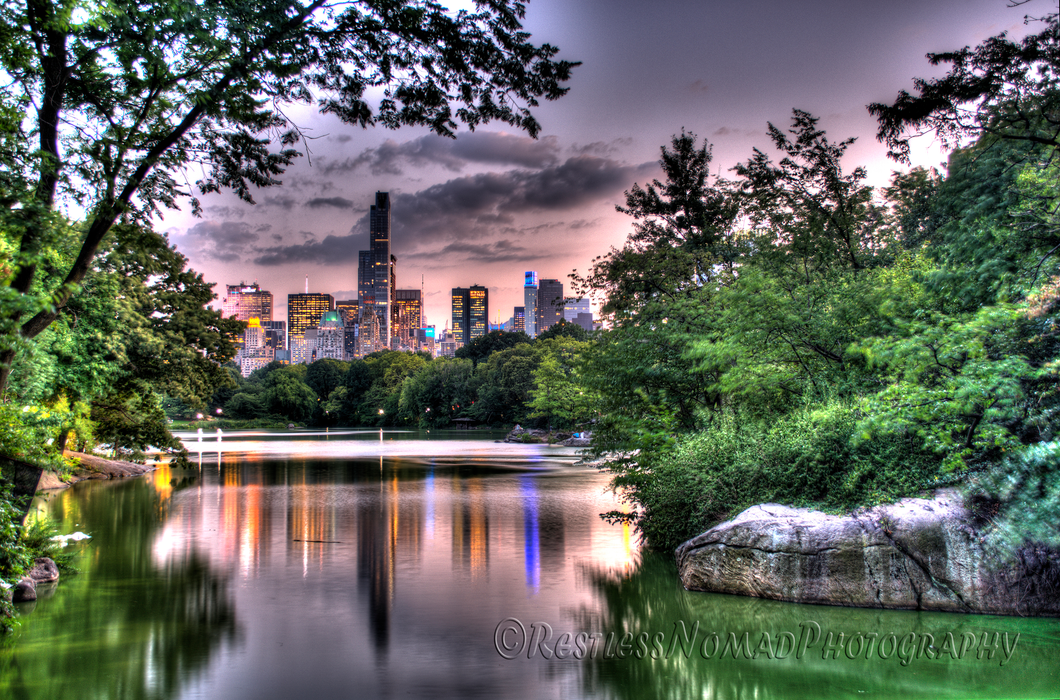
[2,431,1059,700]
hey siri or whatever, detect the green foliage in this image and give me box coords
[535,319,589,341]
[869,13,1059,163]
[398,357,476,427]
[966,441,1060,552]
[19,514,79,575]
[581,39,1060,552]
[0,485,30,581]
[454,330,530,365]
[612,403,946,552]
[854,303,1047,472]
[262,368,318,422]
[0,403,74,473]
[527,337,595,430]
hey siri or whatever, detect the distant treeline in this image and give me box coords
[197,323,594,430]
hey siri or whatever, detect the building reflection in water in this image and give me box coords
[151,448,634,664]
[521,476,540,593]
[452,475,490,575]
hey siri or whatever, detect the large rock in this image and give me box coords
[27,557,59,584]
[12,577,36,603]
[675,490,1060,616]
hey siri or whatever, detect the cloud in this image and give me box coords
[253,232,367,266]
[320,131,561,175]
[687,79,710,94]
[306,196,354,209]
[261,194,299,210]
[205,205,246,219]
[174,221,260,263]
[568,138,633,157]
[251,155,655,267]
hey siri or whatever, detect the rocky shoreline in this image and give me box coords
[676,489,1060,617]
[501,426,592,447]
[37,452,158,490]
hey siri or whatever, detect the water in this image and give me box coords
[1,430,1058,699]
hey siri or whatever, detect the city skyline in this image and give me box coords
[159,0,1043,328]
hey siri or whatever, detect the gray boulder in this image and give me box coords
[12,577,36,603]
[28,557,59,584]
[675,489,1060,616]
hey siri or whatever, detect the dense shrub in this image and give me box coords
[614,402,947,551]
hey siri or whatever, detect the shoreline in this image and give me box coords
[37,452,158,490]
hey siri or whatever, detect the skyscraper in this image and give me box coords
[513,306,525,333]
[359,192,392,342]
[288,292,334,364]
[451,285,488,346]
[537,278,563,334]
[523,271,538,338]
[223,282,273,322]
[393,289,422,350]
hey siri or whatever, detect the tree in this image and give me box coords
[397,356,475,427]
[579,130,741,320]
[868,12,1059,163]
[527,337,593,431]
[305,358,349,403]
[466,342,541,424]
[454,329,530,365]
[535,319,588,341]
[6,221,242,455]
[0,0,577,393]
[734,110,884,274]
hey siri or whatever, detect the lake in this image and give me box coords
[1,429,1058,699]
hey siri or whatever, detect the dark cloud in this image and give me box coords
[205,205,246,219]
[320,131,560,175]
[306,196,354,209]
[412,238,553,266]
[568,218,602,230]
[568,138,632,157]
[253,232,366,266]
[261,194,298,210]
[175,221,260,263]
[687,79,710,94]
[251,155,654,266]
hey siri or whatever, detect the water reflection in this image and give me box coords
[0,471,239,700]
[3,432,1057,700]
[576,553,1060,700]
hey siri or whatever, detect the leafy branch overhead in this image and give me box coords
[868,12,1059,162]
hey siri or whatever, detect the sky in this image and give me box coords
[159,0,1047,330]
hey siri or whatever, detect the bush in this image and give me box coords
[614,402,947,551]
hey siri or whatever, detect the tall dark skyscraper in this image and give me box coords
[537,278,563,334]
[451,285,488,346]
[358,192,392,345]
